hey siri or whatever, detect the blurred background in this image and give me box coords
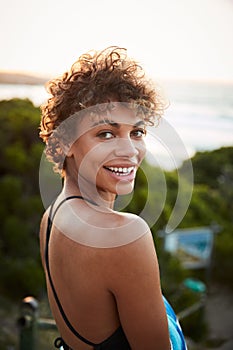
[0,0,233,349]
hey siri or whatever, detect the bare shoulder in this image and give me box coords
[44,200,151,248]
[115,211,150,231]
[103,214,158,281]
[99,211,158,286]
[102,214,170,349]
[105,210,150,237]
[96,210,151,248]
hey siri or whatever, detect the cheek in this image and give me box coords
[138,141,147,161]
[75,145,105,175]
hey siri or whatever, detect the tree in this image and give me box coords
[0,98,45,299]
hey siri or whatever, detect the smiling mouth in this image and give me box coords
[104,166,135,176]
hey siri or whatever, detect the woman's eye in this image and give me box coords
[131,129,146,138]
[97,131,114,139]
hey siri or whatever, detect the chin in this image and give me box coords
[115,181,135,196]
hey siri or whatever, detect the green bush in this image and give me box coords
[0,98,45,300]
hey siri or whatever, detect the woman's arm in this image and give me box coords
[106,216,171,350]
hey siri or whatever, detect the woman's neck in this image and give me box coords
[63,175,116,210]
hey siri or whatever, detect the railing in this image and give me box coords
[17,296,57,350]
[177,294,206,320]
[177,277,206,320]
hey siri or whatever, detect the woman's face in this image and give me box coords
[67,103,147,199]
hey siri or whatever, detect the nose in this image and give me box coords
[114,137,140,158]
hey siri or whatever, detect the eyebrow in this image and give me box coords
[91,119,146,128]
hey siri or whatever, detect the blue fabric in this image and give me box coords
[163,297,187,350]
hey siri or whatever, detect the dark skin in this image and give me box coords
[40,105,171,349]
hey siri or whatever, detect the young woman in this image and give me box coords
[39,47,187,350]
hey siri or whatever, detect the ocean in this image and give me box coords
[149,80,233,168]
[0,81,232,169]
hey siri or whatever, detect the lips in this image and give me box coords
[104,166,135,176]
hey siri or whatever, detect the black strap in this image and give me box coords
[54,337,70,349]
[45,196,98,347]
[50,195,98,222]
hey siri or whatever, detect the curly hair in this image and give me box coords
[40,46,167,175]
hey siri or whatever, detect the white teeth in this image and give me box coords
[107,166,134,175]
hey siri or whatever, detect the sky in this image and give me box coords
[1,0,233,82]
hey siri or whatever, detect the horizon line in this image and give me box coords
[1,69,233,86]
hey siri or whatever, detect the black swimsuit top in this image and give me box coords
[45,196,131,350]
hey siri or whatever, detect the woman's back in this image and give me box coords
[40,196,170,349]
